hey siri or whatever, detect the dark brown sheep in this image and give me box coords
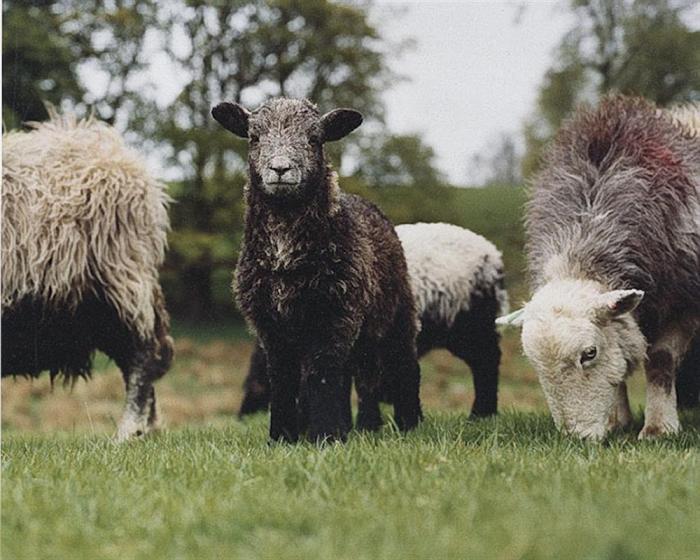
[239,222,510,420]
[212,98,422,443]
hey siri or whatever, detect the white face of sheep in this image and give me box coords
[211,99,362,198]
[498,281,646,440]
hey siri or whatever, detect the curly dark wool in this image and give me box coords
[214,97,422,443]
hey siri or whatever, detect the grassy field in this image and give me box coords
[3,185,700,559]
[3,413,700,560]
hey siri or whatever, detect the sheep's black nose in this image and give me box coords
[270,164,292,177]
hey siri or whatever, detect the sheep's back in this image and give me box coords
[396,222,507,327]
[2,111,170,338]
[338,193,414,338]
[527,95,700,335]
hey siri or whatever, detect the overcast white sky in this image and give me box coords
[375,1,572,185]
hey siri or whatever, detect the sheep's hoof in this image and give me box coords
[115,417,154,443]
[268,429,299,445]
[638,422,680,440]
[469,409,497,420]
[114,429,147,443]
[356,414,383,432]
[394,410,423,432]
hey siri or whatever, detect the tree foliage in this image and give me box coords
[2,0,84,127]
[353,133,446,188]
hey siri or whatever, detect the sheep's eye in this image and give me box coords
[580,346,597,364]
[249,134,259,144]
[308,135,320,146]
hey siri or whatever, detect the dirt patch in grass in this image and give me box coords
[5,330,652,436]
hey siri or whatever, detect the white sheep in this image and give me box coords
[2,109,174,441]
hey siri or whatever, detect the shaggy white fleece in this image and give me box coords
[2,109,170,338]
[396,222,508,327]
[667,102,700,136]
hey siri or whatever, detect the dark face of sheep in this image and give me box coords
[212,98,362,199]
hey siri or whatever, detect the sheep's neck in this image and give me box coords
[245,167,338,271]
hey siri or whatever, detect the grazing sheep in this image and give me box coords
[2,110,174,441]
[239,222,508,419]
[498,95,700,440]
[212,97,422,443]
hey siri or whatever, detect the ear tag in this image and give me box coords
[496,308,525,326]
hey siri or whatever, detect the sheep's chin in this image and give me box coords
[550,402,615,441]
[262,181,301,195]
[563,423,609,441]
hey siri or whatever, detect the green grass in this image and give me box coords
[3,412,700,560]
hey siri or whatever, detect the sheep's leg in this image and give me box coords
[117,360,158,442]
[353,346,383,432]
[304,366,351,443]
[297,383,310,436]
[607,382,632,431]
[295,368,351,437]
[448,315,500,418]
[639,321,697,439]
[266,345,301,443]
[239,341,271,418]
[116,342,172,441]
[93,289,173,442]
[114,302,173,442]
[381,307,423,432]
[340,371,353,434]
[301,343,354,443]
[676,334,700,410]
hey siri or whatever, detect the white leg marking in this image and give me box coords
[114,381,154,443]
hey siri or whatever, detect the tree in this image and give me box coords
[467,133,523,187]
[56,0,159,126]
[3,0,159,128]
[2,0,85,127]
[352,133,446,188]
[522,0,700,177]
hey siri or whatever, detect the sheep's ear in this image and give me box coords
[496,308,526,327]
[595,289,644,320]
[212,102,250,138]
[321,109,363,142]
